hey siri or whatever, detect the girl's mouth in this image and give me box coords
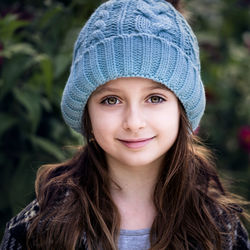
[118,137,155,149]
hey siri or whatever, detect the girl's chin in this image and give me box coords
[107,154,164,170]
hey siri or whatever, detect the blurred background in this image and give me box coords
[0,0,249,238]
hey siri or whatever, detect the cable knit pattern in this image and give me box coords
[61,0,206,133]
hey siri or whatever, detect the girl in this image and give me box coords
[1,0,250,249]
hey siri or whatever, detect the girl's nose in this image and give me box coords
[122,105,146,132]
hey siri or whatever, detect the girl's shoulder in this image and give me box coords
[211,205,250,250]
[226,215,250,250]
[233,219,250,250]
[0,200,39,250]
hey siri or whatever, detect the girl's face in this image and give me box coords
[88,77,180,170]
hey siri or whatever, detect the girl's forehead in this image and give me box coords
[92,77,170,95]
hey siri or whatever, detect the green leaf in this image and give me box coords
[54,53,71,78]
[30,54,53,97]
[13,87,41,133]
[0,113,17,136]
[38,5,63,29]
[40,55,53,97]
[0,55,31,99]
[8,154,36,215]
[0,14,29,41]
[0,43,36,59]
[31,136,65,161]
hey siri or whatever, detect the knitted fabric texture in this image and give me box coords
[61,0,206,133]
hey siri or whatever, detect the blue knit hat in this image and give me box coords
[61,0,206,133]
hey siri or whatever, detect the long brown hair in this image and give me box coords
[27,99,246,250]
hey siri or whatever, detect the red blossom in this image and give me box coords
[194,126,200,135]
[238,126,250,153]
[205,86,217,103]
[243,32,250,51]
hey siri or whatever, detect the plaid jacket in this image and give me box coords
[1,199,250,250]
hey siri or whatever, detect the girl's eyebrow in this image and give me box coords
[93,83,169,96]
[147,85,169,91]
[93,86,122,96]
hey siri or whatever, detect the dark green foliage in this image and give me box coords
[0,0,249,238]
[0,0,101,236]
[188,0,250,196]
[188,0,250,231]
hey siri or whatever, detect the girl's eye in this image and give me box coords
[148,96,165,104]
[101,96,120,105]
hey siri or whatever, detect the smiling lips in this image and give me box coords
[118,137,155,149]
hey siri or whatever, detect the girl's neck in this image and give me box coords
[109,159,160,201]
[108,158,161,230]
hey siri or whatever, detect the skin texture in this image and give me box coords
[88,77,180,229]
